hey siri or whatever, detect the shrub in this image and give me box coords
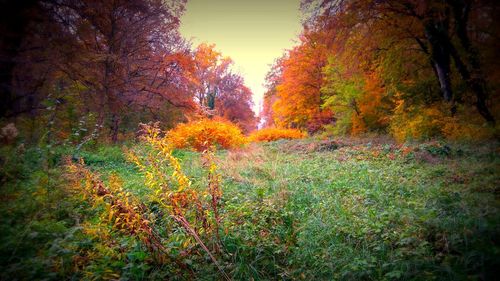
[249,128,306,142]
[389,102,496,142]
[65,124,231,280]
[441,118,497,141]
[390,103,445,142]
[166,118,247,151]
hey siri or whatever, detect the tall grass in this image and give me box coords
[1,138,498,280]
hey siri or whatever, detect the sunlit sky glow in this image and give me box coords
[180,0,302,114]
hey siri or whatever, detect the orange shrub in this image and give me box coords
[249,128,306,142]
[166,118,247,151]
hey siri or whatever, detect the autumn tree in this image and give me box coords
[302,0,498,125]
[218,81,256,133]
[260,55,286,128]
[271,32,332,132]
[190,43,256,132]
[47,0,190,142]
[191,43,233,112]
[2,0,195,143]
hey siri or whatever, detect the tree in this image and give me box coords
[190,43,256,132]
[4,0,195,143]
[302,0,497,124]
[260,55,287,128]
[46,0,189,141]
[271,33,331,131]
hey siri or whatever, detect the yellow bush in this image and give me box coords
[391,105,445,142]
[166,118,247,151]
[442,117,496,141]
[249,128,306,142]
[390,101,496,142]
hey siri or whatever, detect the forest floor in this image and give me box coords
[1,138,499,280]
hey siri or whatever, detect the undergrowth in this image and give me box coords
[1,137,498,280]
[249,128,306,142]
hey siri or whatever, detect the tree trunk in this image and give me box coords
[448,0,495,124]
[424,21,456,114]
[433,61,453,103]
[448,43,496,124]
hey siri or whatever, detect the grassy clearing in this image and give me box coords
[1,139,499,280]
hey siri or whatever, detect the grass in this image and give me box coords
[0,139,499,280]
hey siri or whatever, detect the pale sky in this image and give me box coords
[180,0,302,114]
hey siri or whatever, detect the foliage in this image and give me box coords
[191,43,257,131]
[1,4,256,144]
[261,0,499,139]
[166,118,247,151]
[68,123,230,280]
[390,102,496,142]
[270,35,330,131]
[249,128,307,142]
[2,0,196,143]
[66,160,170,262]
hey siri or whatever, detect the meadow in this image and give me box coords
[1,136,498,280]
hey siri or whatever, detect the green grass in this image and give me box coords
[220,141,499,280]
[0,139,498,280]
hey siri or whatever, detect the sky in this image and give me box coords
[179,0,302,114]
